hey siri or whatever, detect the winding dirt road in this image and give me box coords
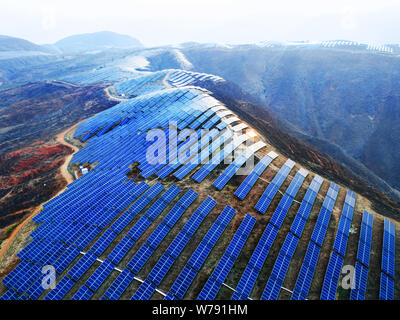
[0,122,82,260]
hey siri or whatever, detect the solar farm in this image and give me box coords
[0,69,398,301]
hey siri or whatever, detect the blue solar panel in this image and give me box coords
[105,268,135,300]
[177,189,198,208]
[211,253,236,284]
[127,215,152,241]
[25,278,45,300]
[110,211,135,234]
[261,276,282,300]
[197,277,222,300]
[131,279,156,300]
[280,233,299,258]
[379,272,394,300]
[320,252,344,300]
[72,285,93,300]
[231,264,259,300]
[90,229,117,256]
[68,251,97,281]
[234,155,274,200]
[163,205,185,228]
[53,245,81,274]
[269,252,291,283]
[225,233,247,260]
[0,289,19,300]
[195,197,217,217]
[303,241,321,269]
[290,215,307,238]
[350,262,368,300]
[160,185,181,203]
[248,224,278,272]
[86,259,115,291]
[311,222,328,247]
[236,214,256,238]
[163,292,178,300]
[108,235,135,265]
[148,253,175,285]
[182,212,206,236]
[291,263,314,300]
[44,276,75,300]
[75,225,100,250]
[147,223,170,249]
[169,265,198,299]
[167,231,191,259]
[188,240,213,271]
[333,231,349,257]
[214,205,236,227]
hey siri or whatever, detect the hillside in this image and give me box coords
[0,35,51,53]
[0,69,398,301]
[179,45,400,200]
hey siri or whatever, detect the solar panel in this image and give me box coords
[44,276,75,300]
[169,265,198,299]
[350,262,368,300]
[290,263,314,300]
[71,285,94,300]
[131,279,156,300]
[210,253,235,284]
[146,223,170,250]
[188,240,213,271]
[248,224,278,272]
[379,272,394,300]
[147,253,175,285]
[177,189,198,208]
[320,252,344,300]
[68,251,97,281]
[214,205,236,227]
[108,235,135,265]
[261,276,282,300]
[90,229,117,256]
[53,245,81,274]
[85,259,115,291]
[163,205,185,228]
[127,215,152,241]
[104,268,135,300]
[166,231,191,259]
[197,275,223,300]
[231,264,259,300]
[235,214,256,238]
[127,244,154,275]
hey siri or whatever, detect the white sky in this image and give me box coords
[0,0,399,46]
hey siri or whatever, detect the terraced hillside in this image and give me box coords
[0,70,398,301]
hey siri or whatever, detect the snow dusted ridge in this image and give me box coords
[172,49,194,70]
[256,40,398,54]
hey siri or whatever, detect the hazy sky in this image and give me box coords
[0,0,399,46]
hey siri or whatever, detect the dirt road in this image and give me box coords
[0,122,82,261]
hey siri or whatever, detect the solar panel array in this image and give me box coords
[380,219,395,300]
[235,152,277,200]
[291,182,339,300]
[320,190,356,300]
[255,159,296,214]
[197,214,256,300]
[1,68,395,301]
[350,210,374,300]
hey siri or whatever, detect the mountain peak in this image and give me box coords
[54,31,143,54]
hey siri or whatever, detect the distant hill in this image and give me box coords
[180,45,400,199]
[54,31,143,53]
[0,35,51,53]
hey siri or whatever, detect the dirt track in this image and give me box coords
[0,122,82,261]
